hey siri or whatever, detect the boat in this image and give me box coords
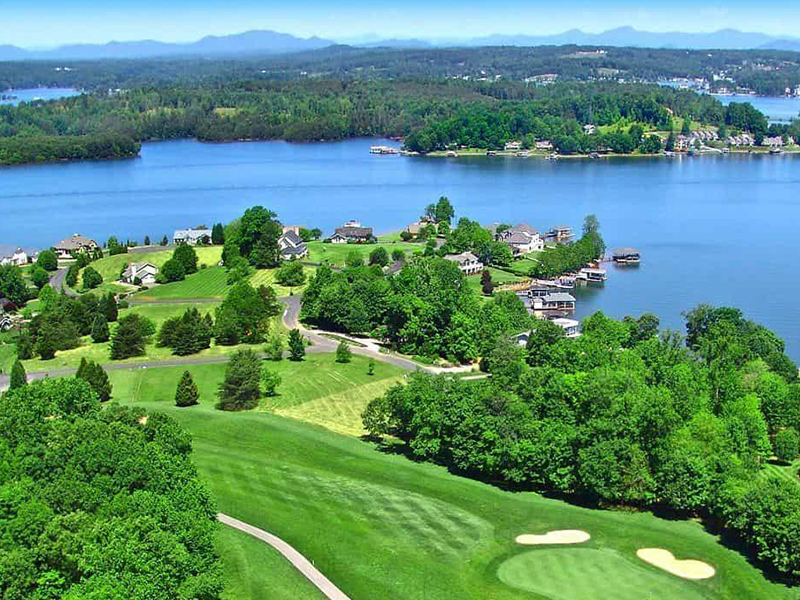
[576,267,607,283]
[516,150,530,157]
[612,247,641,265]
[369,145,399,155]
[545,153,559,161]
[770,146,783,155]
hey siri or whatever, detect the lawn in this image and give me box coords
[80,246,223,283]
[466,267,525,295]
[132,265,312,301]
[306,236,422,266]
[105,366,798,600]
[0,331,17,372]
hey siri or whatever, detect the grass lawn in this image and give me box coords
[217,526,323,600]
[80,246,224,283]
[103,367,798,600]
[132,265,311,302]
[0,332,18,372]
[306,236,422,266]
[466,267,525,295]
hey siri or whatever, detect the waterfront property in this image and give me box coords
[552,317,582,338]
[120,262,159,285]
[445,251,484,275]
[173,227,211,246]
[546,225,574,241]
[54,233,98,259]
[332,220,374,243]
[404,217,435,239]
[530,292,577,312]
[0,245,35,266]
[577,267,607,283]
[497,223,544,254]
[278,229,309,259]
[613,247,642,264]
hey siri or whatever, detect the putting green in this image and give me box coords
[497,548,709,600]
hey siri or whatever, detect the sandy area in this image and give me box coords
[515,530,591,545]
[637,548,715,580]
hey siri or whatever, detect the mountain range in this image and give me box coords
[2,27,800,61]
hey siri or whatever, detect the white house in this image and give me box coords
[173,228,211,246]
[121,262,159,285]
[54,234,98,259]
[444,251,484,275]
[0,246,34,266]
[497,224,544,255]
[278,230,308,259]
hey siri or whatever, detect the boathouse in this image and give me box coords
[612,247,641,264]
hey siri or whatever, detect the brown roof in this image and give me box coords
[55,234,97,250]
[335,226,373,239]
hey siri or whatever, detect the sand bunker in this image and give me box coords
[515,530,591,545]
[637,548,715,580]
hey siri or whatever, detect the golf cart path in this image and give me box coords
[218,513,351,600]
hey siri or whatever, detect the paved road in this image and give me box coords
[49,267,78,297]
[218,513,351,600]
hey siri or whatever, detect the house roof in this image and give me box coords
[509,223,539,236]
[174,228,210,241]
[544,293,576,302]
[445,252,481,265]
[55,234,96,250]
[335,226,373,238]
[553,318,580,328]
[281,245,307,256]
[122,262,158,278]
[0,245,36,259]
[505,232,536,244]
[280,230,303,246]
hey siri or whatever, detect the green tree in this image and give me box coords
[160,257,186,282]
[264,335,284,361]
[211,222,225,245]
[144,235,151,246]
[36,335,56,360]
[261,367,282,397]
[110,314,151,360]
[99,292,119,322]
[681,119,692,135]
[81,266,102,290]
[9,360,26,389]
[237,206,283,268]
[31,266,50,289]
[0,265,29,306]
[175,370,200,407]
[275,260,306,286]
[369,247,389,267]
[367,358,375,376]
[434,196,455,224]
[391,249,406,262]
[217,349,262,411]
[336,340,352,363]
[583,214,600,237]
[36,249,58,271]
[288,329,306,361]
[775,428,799,464]
[480,269,494,295]
[75,358,112,401]
[90,313,110,343]
[214,280,272,345]
[173,243,198,274]
[345,251,364,268]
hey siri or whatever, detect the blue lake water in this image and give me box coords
[0,87,80,106]
[1,137,799,360]
[713,94,800,123]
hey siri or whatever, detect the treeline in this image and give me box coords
[0,133,139,165]
[0,378,223,598]
[363,305,800,580]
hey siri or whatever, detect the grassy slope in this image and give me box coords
[306,235,422,266]
[218,526,323,600]
[106,363,797,600]
[466,267,525,296]
[132,265,312,301]
[82,246,224,282]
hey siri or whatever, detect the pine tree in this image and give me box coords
[480,269,494,295]
[335,340,352,363]
[91,313,110,343]
[9,360,27,389]
[367,358,375,376]
[144,235,151,246]
[175,371,200,407]
[36,335,56,360]
[217,350,262,411]
[76,359,112,401]
[160,235,169,246]
[100,292,118,323]
[288,329,306,361]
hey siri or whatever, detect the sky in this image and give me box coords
[3,0,800,47]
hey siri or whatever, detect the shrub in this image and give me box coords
[288,329,306,361]
[75,358,112,401]
[275,260,306,286]
[261,367,282,397]
[81,266,103,290]
[217,349,262,411]
[175,371,199,407]
[336,340,352,363]
[90,313,110,343]
[31,266,50,289]
[775,428,799,464]
[9,360,26,389]
[36,249,58,271]
[264,335,284,361]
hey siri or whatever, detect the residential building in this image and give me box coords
[282,225,302,236]
[278,230,309,259]
[404,217,435,239]
[546,225,574,241]
[530,293,576,312]
[504,141,522,151]
[535,140,554,150]
[0,246,35,266]
[173,228,211,246]
[444,252,484,275]
[583,124,597,135]
[496,224,544,254]
[121,262,159,285]
[333,221,374,243]
[54,234,98,259]
[552,317,582,338]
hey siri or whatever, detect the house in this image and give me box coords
[583,124,597,135]
[535,140,554,150]
[121,262,159,285]
[577,267,607,283]
[54,234,98,259]
[444,252,484,275]
[552,317,582,338]
[504,141,522,151]
[282,225,302,236]
[530,293,576,312]
[0,246,35,266]
[612,247,641,264]
[333,221,374,244]
[404,218,435,239]
[278,230,308,259]
[496,224,544,254]
[546,225,574,241]
[0,313,12,332]
[173,228,211,246]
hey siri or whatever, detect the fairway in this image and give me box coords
[78,246,223,285]
[306,236,421,266]
[497,548,708,600]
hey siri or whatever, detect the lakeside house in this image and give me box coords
[577,267,607,283]
[282,225,302,236]
[552,317,582,338]
[612,247,641,264]
[535,140,554,151]
[173,227,211,246]
[496,224,544,255]
[504,141,522,151]
[530,292,577,312]
[332,220,374,244]
[583,124,597,135]
[278,230,309,259]
[444,251,484,275]
[121,262,159,285]
[404,217,435,239]
[54,234,98,259]
[0,246,36,266]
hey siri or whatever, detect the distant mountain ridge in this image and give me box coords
[0,30,335,61]
[3,27,800,62]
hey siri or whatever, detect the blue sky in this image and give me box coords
[4,0,800,47]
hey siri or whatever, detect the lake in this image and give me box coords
[0,87,80,106]
[713,94,800,123]
[1,137,799,360]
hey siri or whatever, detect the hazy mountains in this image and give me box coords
[2,27,800,61]
[0,30,334,61]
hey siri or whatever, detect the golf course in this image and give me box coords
[103,357,798,600]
